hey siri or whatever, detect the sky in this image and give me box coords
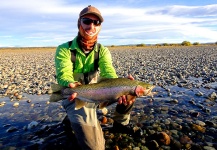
[0,0,217,47]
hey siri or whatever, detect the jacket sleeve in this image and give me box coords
[55,44,75,87]
[98,46,118,78]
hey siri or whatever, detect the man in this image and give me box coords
[55,5,138,150]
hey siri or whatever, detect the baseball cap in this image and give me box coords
[79,5,104,22]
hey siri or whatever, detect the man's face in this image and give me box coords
[80,14,101,37]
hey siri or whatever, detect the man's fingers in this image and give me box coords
[75,82,82,86]
[122,95,127,104]
[118,95,136,105]
[68,82,82,88]
[127,74,134,80]
[68,93,78,101]
[118,97,122,104]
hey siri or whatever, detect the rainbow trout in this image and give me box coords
[50,78,154,110]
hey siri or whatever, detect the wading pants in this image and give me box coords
[62,73,134,150]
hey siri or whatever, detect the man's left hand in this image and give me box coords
[118,74,136,105]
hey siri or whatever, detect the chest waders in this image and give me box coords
[62,41,105,150]
[62,41,134,150]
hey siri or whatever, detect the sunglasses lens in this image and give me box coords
[94,20,101,26]
[82,18,92,25]
[82,18,101,26]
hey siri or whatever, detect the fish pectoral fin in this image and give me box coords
[49,93,63,102]
[75,99,87,110]
[99,102,109,109]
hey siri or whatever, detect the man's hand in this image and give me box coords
[67,82,81,101]
[118,74,136,105]
[68,82,82,88]
[118,95,136,105]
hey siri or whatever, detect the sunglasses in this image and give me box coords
[81,18,101,26]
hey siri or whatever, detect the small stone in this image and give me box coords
[0,101,6,107]
[101,116,107,124]
[208,92,217,100]
[27,121,39,129]
[170,99,178,103]
[191,111,200,117]
[6,126,18,133]
[195,120,206,126]
[203,146,216,150]
[16,94,22,99]
[160,105,169,111]
[164,119,171,125]
[191,124,206,133]
[101,107,108,115]
[205,120,216,127]
[146,140,159,149]
[196,91,203,96]
[13,92,19,97]
[13,102,19,107]
[180,135,193,144]
[157,132,171,145]
[114,145,119,150]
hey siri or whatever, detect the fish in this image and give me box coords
[50,78,155,110]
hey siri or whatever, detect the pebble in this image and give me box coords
[203,146,216,150]
[157,132,170,145]
[27,121,39,129]
[101,116,108,124]
[195,120,206,126]
[0,101,6,107]
[6,126,18,133]
[13,102,19,107]
[191,124,206,133]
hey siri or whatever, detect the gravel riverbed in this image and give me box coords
[0,46,217,150]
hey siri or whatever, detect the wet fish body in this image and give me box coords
[50,78,154,109]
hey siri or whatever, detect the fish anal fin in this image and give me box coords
[75,99,87,110]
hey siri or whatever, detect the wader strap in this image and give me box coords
[70,50,77,71]
[84,72,89,84]
[69,41,101,84]
[94,43,100,71]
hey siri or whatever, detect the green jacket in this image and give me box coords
[55,36,118,87]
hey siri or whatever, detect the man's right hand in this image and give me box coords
[68,82,81,101]
[68,82,82,88]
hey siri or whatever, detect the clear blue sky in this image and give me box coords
[0,0,217,47]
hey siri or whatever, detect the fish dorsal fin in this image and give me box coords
[75,99,87,110]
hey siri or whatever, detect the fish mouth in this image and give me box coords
[135,85,155,97]
[144,86,155,95]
